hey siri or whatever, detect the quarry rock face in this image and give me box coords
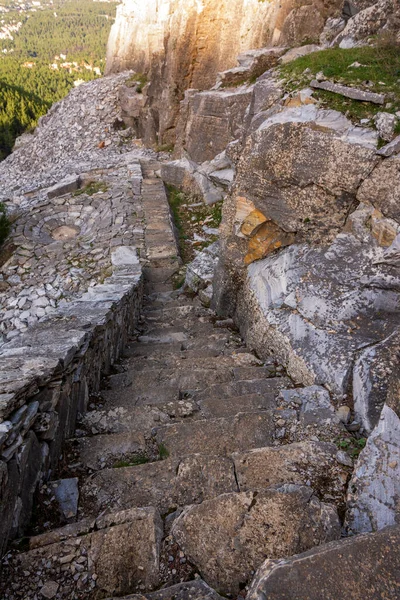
[106,0,342,144]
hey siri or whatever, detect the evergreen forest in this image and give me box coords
[0,0,117,160]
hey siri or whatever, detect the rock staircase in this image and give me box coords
[0,160,349,600]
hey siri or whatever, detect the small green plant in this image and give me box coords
[336,436,367,459]
[73,181,108,197]
[113,454,149,468]
[0,202,11,247]
[158,443,169,460]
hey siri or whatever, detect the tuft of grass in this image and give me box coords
[280,45,400,123]
[0,202,11,247]
[166,184,222,263]
[73,181,108,197]
[113,454,150,468]
[158,443,169,460]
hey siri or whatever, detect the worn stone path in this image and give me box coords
[0,160,350,600]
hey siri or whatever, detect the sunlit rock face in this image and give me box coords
[106,0,341,144]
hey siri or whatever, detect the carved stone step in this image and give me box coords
[0,508,163,598]
[155,412,275,458]
[80,454,238,517]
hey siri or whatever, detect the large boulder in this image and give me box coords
[172,485,340,595]
[247,525,400,600]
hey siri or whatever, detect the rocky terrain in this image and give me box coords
[0,0,400,598]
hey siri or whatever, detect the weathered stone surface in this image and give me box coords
[234,106,377,245]
[333,0,400,48]
[247,525,400,600]
[237,230,399,400]
[346,404,400,535]
[374,112,398,142]
[47,174,80,199]
[49,478,79,520]
[172,486,340,594]
[353,330,400,432]
[377,134,400,158]
[310,80,385,105]
[156,412,275,458]
[233,441,349,505]
[280,44,322,64]
[176,87,253,163]
[357,156,400,223]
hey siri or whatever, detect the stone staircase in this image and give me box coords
[0,160,349,600]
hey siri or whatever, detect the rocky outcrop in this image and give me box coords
[172,485,340,595]
[106,0,342,144]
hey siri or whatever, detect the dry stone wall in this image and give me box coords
[0,74,153,556]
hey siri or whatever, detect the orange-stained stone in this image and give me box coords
[240,209,268,237]
[244,221,295,265]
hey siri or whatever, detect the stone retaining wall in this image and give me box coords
[0,254,143,555]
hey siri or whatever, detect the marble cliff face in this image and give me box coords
[106,0,342,143]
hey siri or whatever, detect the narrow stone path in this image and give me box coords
[0,160,349,600]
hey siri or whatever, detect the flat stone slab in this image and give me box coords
[0,507,163,598]
[172,486,340,595]
[106,579,224,600]
[80,454,237,516]
[310,80,385,104]
[156,412,275,458]
[233,441,349,505]
[247,525,400,600]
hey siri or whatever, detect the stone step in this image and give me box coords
[122,351,264,373]
[105,579,225,600]
[69,431,148,471]
[80,402,171,435]
[123,335,236,359]
[155,412,275,458]
[0,508,163,598]
[79,454,238,517]
[171,486,341,596]
[191,376,292,404]
[101,369,283,408]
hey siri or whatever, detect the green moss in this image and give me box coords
[113,454,149,468]
[0,202,11,247]
[280,45,400,122]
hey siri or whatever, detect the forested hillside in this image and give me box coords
[0,0,117,160]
